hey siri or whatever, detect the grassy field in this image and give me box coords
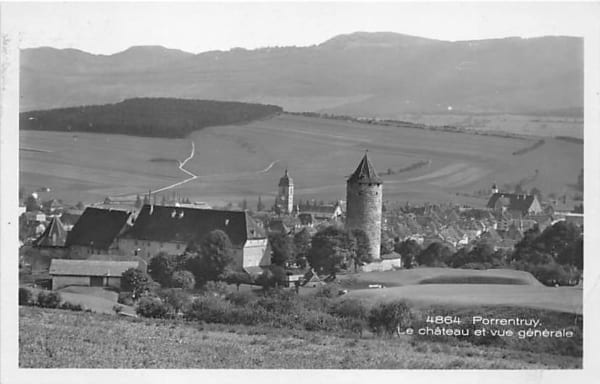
[19,306,581,369]
[337,268,581,314]
[343,284,582,315]
[19,113,582,206]
[24,286,135,315]
[338,268,543,288]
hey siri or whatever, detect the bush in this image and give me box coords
[255,269,276,289]
[170,270,196,290]
[226,291,256,306]
[315,284,338,298]
[328,298,368,320]
[157,288,191,314]
[302,311,339,332]
[184,295,236,323]
[368,300,413,335]
[118,291,134,306]
[121,268,151,297]
[113,304,123,314]
[60,301,83,311]
[19,288,34,306]
[37,291,62,308]
[136,296,171,318]
[202,281,230,297]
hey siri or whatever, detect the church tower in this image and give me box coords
[277,169,294,215]
[346,152,383,260]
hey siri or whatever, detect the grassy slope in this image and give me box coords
[19,306,580,369]
[19,114,582,205]
[337,268,581,314]
[338,268,543,287]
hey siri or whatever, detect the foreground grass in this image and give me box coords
[19,307,580,369]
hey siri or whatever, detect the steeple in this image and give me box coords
[348,152,382,184]
[279,168,293,186]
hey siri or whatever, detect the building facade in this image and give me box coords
[345,153,383,260]
[116,205,270,274]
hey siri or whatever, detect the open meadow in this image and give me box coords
[19,306,581,369]
[338,268,582,314]
[20,113,582,206]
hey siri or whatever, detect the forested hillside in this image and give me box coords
[20,98,283,138]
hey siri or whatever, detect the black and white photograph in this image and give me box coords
[1,1,599,380]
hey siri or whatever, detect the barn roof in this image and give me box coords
[65,207,131,249]
[122,205,265,246]
[487,193,537,213]
[49,259,140,277]
[33,216,67,247]
[347,153,382,184]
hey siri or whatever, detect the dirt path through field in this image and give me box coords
[149,141,198,194]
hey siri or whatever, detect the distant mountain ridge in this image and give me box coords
[21,32,583,117]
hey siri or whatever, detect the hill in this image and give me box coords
[19,98,283,138]
[19,114,582,205]
[21,32,583,118]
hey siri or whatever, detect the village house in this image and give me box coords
[115,205,270,274]
[65,207,133,258]
[298,201,344,222]
[49,259,141,290]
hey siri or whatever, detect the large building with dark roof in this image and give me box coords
[486,192,542,217]
[346,153,383,260]
[65,207,132,258]
[115,205,269,273]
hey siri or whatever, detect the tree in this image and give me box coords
[308,226,353,276]
[121,268,151,298]
[223,270,253,291]
[25,194,40,212]
[348,229,372,271]
[269,233,294,267]
[75,201,85,210]
[188,230,234,284]
[148,252,178,287]
[257,195,264,212]
[170,270,196,290]
[380,231,395,255]
[395,239,422,269]
[293,229,311,269]
[416,242,451,267]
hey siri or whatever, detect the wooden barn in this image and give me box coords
[49,259,140,290]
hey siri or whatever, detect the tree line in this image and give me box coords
[20,98,283,138]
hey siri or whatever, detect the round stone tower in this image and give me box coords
[277,168,294,215]
[346,152,383,260]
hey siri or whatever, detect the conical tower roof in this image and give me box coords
[278,168,293,186]
[348,153,382,184]
[33,216,67,247]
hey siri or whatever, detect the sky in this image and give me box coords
[2,1,599,55]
